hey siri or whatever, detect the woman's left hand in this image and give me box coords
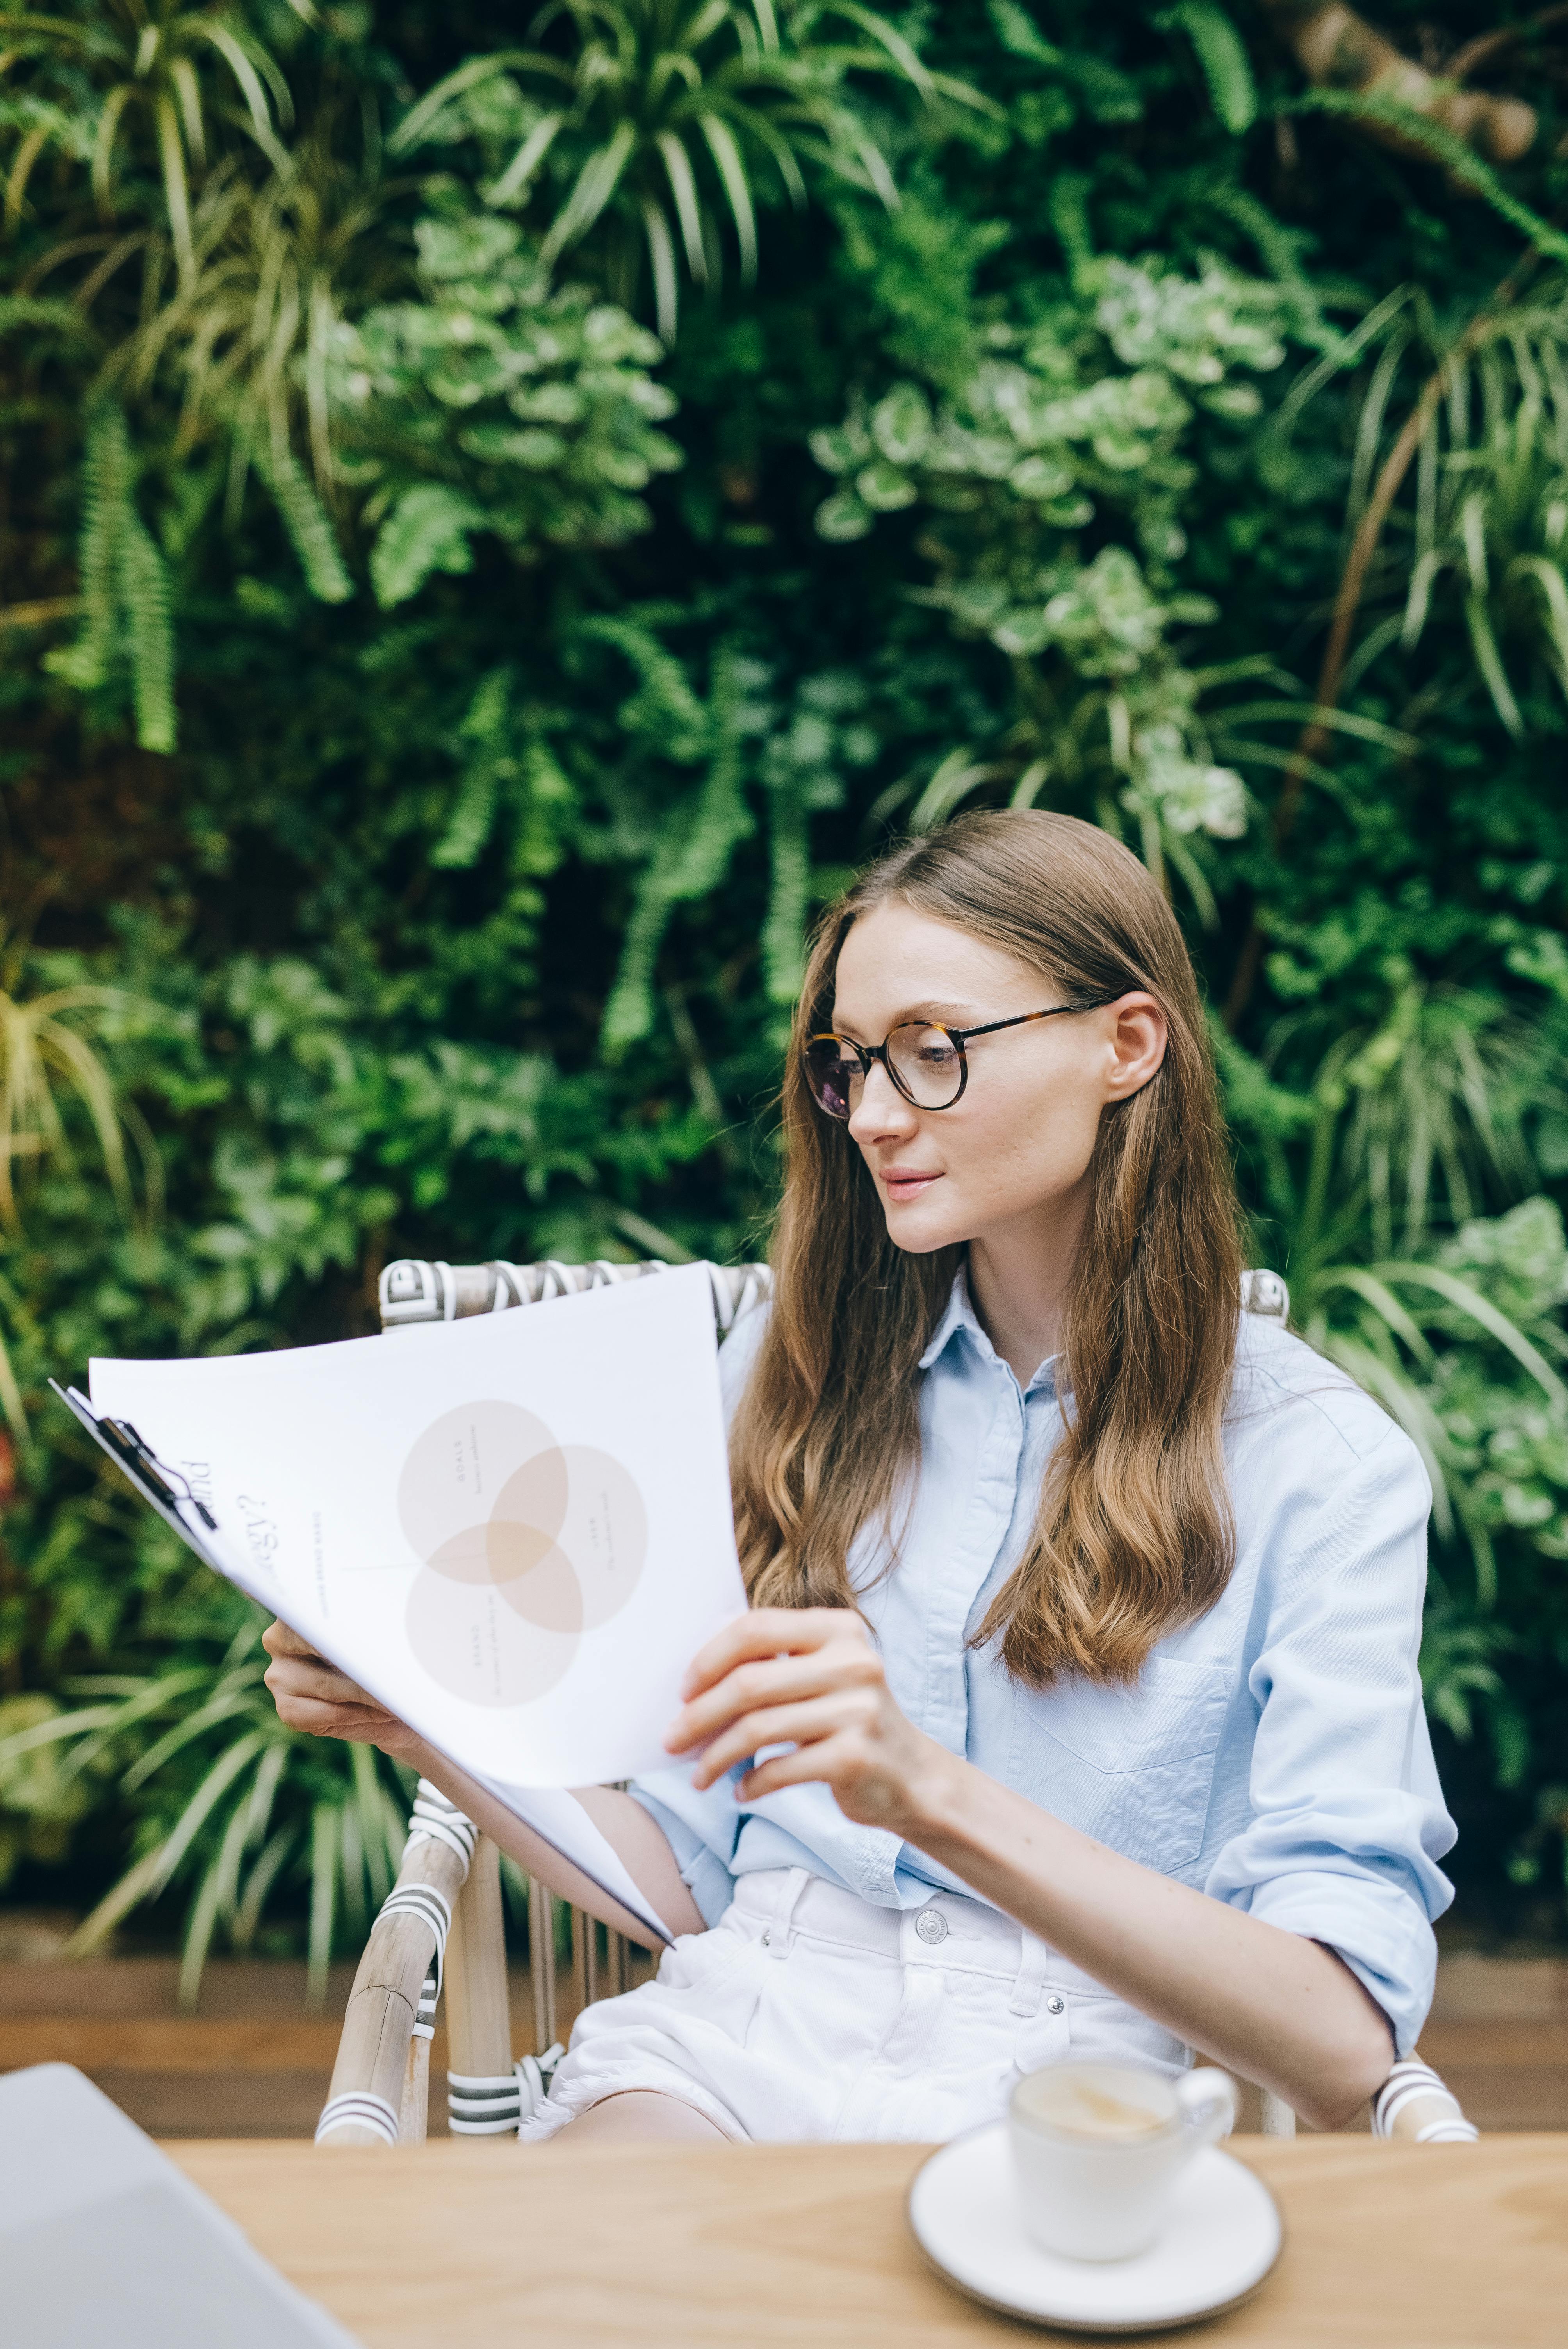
[665,1607,954,1834]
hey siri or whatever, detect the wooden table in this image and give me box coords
[169,2135,1568,2345]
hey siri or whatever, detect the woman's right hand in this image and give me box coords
[261,1619,425,1766]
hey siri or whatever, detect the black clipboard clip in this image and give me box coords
[49,1382,217,1528]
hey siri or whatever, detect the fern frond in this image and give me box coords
[69,404,132,692]
[117,513,176,753]
[248,437,353,604]
[1047,172,1093,284]
[1159,3,1256,136]
[602,648,754,1048]
[1292,89,1568,271]
[985,0,1062,68]
[433,762,501,868]
[761,767,810,1005]
[369,483,482,609]
[1204,185,1329,347]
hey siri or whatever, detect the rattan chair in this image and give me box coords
[314,1258,1475,2150]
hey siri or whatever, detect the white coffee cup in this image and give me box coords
[1009,2060,1239,2262]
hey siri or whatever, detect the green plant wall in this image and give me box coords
[2,1,1567,1976]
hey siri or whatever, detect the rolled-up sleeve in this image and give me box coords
[1203,1417,1456,2057]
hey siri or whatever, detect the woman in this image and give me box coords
[265,809,1455,2144]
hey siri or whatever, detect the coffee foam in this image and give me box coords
[1015,2070,1169,2140]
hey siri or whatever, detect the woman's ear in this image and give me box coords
[1103,994,1167,1101]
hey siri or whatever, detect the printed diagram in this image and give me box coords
[400,1401,646,1707]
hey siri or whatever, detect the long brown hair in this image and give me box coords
[730,808,1244,1688]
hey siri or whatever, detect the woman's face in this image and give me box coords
[827,901,1167,1258]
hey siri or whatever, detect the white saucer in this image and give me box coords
[907,2123,1282,2335]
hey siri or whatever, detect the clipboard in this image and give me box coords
[47,1379,679,1948]
[50,1382,253,1591]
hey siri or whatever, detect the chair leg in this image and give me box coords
[529,1875,558,2055]
[399,2020,430,2142]
[445,1833,519,2138]
[317,1836,465,2147]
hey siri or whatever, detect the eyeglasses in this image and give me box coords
[804,1000,1115,1120]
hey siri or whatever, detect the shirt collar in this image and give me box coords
[918,1264,1062,1396]
[918,1268,976,1369]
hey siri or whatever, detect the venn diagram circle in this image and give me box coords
[399,1401,646,1708]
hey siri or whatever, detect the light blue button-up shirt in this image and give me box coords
[631,1274,1456,2057]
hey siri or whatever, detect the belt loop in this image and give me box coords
[1009,1928,1049,2018]
[762,1866,810,1959]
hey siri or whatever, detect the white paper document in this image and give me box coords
[78,1264,749,1943]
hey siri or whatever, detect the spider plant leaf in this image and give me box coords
[123,1688,261,1789]
[1315,1267,1438,1367]
[684,0,735,46]
[0,1325,27,1445]
[647,48,702,110]
[656,130,708,281]
[242,1734,290,1853]
[738,103,808,209]
[1508,554,1568,699]
[154,90,194,280]
[1009,756,1051,810]
[1270,284,1414,449]
[59,1841,168,1961]
[388,51,571,156]
[1463,595,1525,740]
[62,1727,271,1959]
[1401,548,1443,649]
[1336,612,1408,702]
[1190,656,1301,690]
[233,1820,298,1952]
[909,751,1007,831]
[90,82,135,216]
[697,111,757,281]
[818,1,934,100]
[539,117,639,269]
[180,1790,257,2008]
[0,1703,123,1765]
[178,1848,228,2012]
[1161,830,1218,929]
[1376,1261,1568,1410]
[751,0,782,52]
[168,54,205,171]
[4,118,53,228]
[486,110,566,209]
[1213,703,1420,756]
[187,23,290,164]
[52,1667,215,1789]
[641,192,678,345]
[1350,329,1411,522]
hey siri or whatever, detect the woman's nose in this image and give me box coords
[847,1060,917,1144]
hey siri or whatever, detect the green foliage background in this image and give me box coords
[3,0,1568,1975]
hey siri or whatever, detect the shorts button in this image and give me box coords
[914,1907,948,1946]
[1045,1993,1065,2016]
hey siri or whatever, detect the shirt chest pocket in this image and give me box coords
[1009,1656,1233,1876]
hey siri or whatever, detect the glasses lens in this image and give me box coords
[888,1024,963,1109]
[805,1036,860,1119]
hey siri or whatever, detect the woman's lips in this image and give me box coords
[882,1170,942,1201]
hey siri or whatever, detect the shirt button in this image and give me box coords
[1045,1993,1065,2016]
[914,1908,948,1946]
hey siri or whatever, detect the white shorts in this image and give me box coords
[519,1867,1189,2145]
